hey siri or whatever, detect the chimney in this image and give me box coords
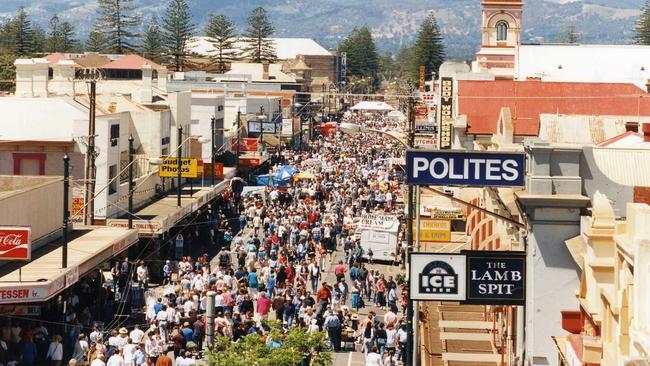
[646,79,650,93]
[52,60,76,96]
[140,64,153,103]
[157,67,168,92]
[643,123,650,142]
[32,58,49,98]
[262,61,269,80]
[14,59,34,97]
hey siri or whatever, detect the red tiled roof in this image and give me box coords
[101,54,163,70]
[458,80,650,136]
[44,53,66,63]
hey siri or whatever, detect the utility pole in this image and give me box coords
[259,105,265,154]
[211,117,216,187]
[84,79,97,225]
[62,154,70,269]
[236,110,241,172]
[128,135,134,229]
[177,126,182,208]
[405,95,416,366]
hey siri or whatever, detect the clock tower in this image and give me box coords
[474,0,523,78]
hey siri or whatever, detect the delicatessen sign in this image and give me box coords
[409,251,526,305]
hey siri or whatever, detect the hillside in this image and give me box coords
[0,0,643,59]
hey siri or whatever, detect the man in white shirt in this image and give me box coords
[128,325,144,345]
[136,261,149,290]
[155,306,169,340]
[122,338,137,366]
[91,353,107,366]
[106,349,124,366]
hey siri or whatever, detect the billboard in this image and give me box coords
[158,158,198,178]
[406,150,526,187]
[410,253,466,301]
[409,251,527,305]
[0,227,31,261]
[248,121,277,134]
[463,251,526,306]
[413,219,451,243]
[439,77,453,149]
[232,138,259,152]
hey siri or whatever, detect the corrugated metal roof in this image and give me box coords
[592,148,650,186]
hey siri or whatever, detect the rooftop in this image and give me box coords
[518,44,650,90]
[188,37,332,60]
[458,80,650,136]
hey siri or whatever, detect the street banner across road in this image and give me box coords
[406,150,526,187]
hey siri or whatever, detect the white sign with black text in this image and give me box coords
[409,253,466,301]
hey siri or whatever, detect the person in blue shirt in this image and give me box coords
[22,336,37,366]
[247,268,259,297]
[267,273,276,297]
[153,298,163,315]
[181,322,194,344]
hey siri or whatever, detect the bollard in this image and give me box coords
[206,290,216,349]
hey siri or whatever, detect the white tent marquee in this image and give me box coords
[350,101,395,111]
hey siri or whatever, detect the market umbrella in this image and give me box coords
[273,165,298,185]
[294,171,317,180]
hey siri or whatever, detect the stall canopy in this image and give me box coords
[350,101,395,111]
[273,165,299,187]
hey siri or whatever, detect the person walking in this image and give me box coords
[45,335,63,366]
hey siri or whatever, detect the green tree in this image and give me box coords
[142,17,165,63]
[0,54,17,92]
[12,7,35,56]
[338,26,379,90]
[0,19,16,53]
[241,6,277,63]
[206,13,238,73]
[635,0,650,44]
[85,26,106,52]
[162,0,195,71]
[59,22,78,51]
[411,12,445,85]
[206,322,332,366]
[32,24,47,53]
[47,15,64,52]
[96,0,140,53]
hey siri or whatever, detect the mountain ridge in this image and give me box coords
[0,0,644,59]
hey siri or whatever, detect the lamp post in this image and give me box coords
[128,135,134,229]
[236,108,241,172]
[62,154,70,269]
[211,117,216,187]
[177,126,182,207]
[405,96,416,366]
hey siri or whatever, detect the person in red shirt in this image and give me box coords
[316,282,332,315]
[334,260,347,283]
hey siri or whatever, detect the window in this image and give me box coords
[110,124,120,147]
[217,105,224,111]
[109,165,117,195]
[496,21,508,41]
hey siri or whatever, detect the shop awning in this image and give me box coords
[106,179,231,237]
[262,134,281,147]
[0,228,138,304]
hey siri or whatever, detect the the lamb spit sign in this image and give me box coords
[0,227,31,261]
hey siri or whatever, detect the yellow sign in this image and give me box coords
[413,219,451,243]
[197,160,204,174]
[159,158,198,178]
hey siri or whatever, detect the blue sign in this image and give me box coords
[406,150,525,187]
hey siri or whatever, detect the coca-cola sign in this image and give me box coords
[0,227,31,261]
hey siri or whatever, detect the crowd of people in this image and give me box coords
[0,111,411,366]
